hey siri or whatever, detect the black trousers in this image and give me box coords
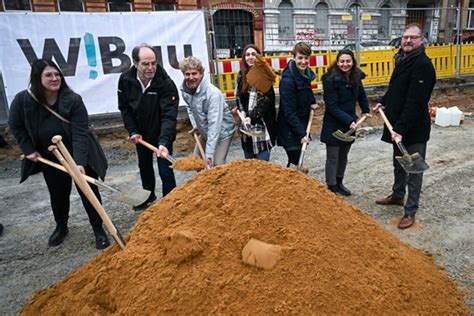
[325,143,352,186]
[42,163,103,230]
[392,142,427,216]
[284,147,302,167]
[136,142,176,196]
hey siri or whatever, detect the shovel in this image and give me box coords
[50,135,126,250]
[236,109,266,138]
[23,155,150,207]
[191,131,206,160]
[378,108,429,174]
[136,138,176,164]
[332,114,368,142]
[297,104,318,173]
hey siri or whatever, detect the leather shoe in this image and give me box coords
[376,195,404,206]
[48,224,68,247]
[133,192,157,211]
[398,214,415,229]
[94,228,110,250]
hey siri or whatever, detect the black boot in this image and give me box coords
[327,185,339,193]
[93,227,110,250]
[336,177,351,196]
[48,223,68,247]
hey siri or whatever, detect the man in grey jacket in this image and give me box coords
[179,57,236,168]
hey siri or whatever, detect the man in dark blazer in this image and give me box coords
[118,44,179,210]
[374,23,436,229]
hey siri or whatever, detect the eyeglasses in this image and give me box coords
[42,72,61,79]
[402,35,422,41]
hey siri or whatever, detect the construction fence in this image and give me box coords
[212,43,474,99]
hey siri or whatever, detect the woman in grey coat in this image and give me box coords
[8,59,109,250]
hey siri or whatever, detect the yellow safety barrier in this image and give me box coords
[212,43,474,99]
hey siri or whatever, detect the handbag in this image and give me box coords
[27,90,108,179]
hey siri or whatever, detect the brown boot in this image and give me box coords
[375,195,404,206]
[398,215,415,229]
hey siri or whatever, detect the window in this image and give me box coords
[3,0,31,10]
[58,0,83,12]
[468,1,474,29]
[315,2,329,38]
[278,0,294,40]
[154,3,175,11]
[213,10,254,57]
[108,0,131,12]
[379,5,390,39]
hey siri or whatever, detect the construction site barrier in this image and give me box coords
[212,43,474,99]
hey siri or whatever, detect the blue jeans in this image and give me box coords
[244,150,271,161]
[136,142,176,197]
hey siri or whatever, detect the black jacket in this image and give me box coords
[8,90,107,183]
[236,71,277,147]
[277,60,316,148]
[118,65,179,146]
[321,69,369,145]
[379,50,436,145]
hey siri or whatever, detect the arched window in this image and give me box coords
[379,5,391,40]
[3,0,31,10]
[108,0,131,12]
[58,0,84,12]
[278,0,294,40]
[315,2,329,39]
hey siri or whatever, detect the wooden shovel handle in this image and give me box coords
[377,108,409,155]
[50,136,126,249]
[377,108,394,132]
[137,138,175,164]
[193,132,206,161]
[27,155,97,185]
[354,113,368,128]
[236,109,251,129]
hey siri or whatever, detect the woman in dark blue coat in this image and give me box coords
[277,42,316,167]
[321,50,370,195]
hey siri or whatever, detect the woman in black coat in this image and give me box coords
[321,49,370,195]
[235,44,277,161]
[277,42,316,167]
[8,59,110,250]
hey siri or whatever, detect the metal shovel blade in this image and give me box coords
[332,130,356,142]
[111,186,151,207]
[395,153,429,174]
[239,128,266,137]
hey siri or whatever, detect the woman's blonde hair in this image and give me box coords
[179,56,205,74]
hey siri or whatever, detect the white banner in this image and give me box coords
[0,11,209,114]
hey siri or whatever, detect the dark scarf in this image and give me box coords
[394,44,425,66]
[182,81,197,95]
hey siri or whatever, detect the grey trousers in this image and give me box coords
[325,143,352,186]
[392,142,427,216]
[194,136,233,165]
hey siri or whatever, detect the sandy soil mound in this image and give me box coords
[21,160,468,315]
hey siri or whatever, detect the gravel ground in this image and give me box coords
[0,119,473,314]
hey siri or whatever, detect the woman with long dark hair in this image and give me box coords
[235,44,277,161]
[321,49,370,195]
[8,59,110,249]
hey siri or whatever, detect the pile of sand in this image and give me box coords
[22,160,468,315]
